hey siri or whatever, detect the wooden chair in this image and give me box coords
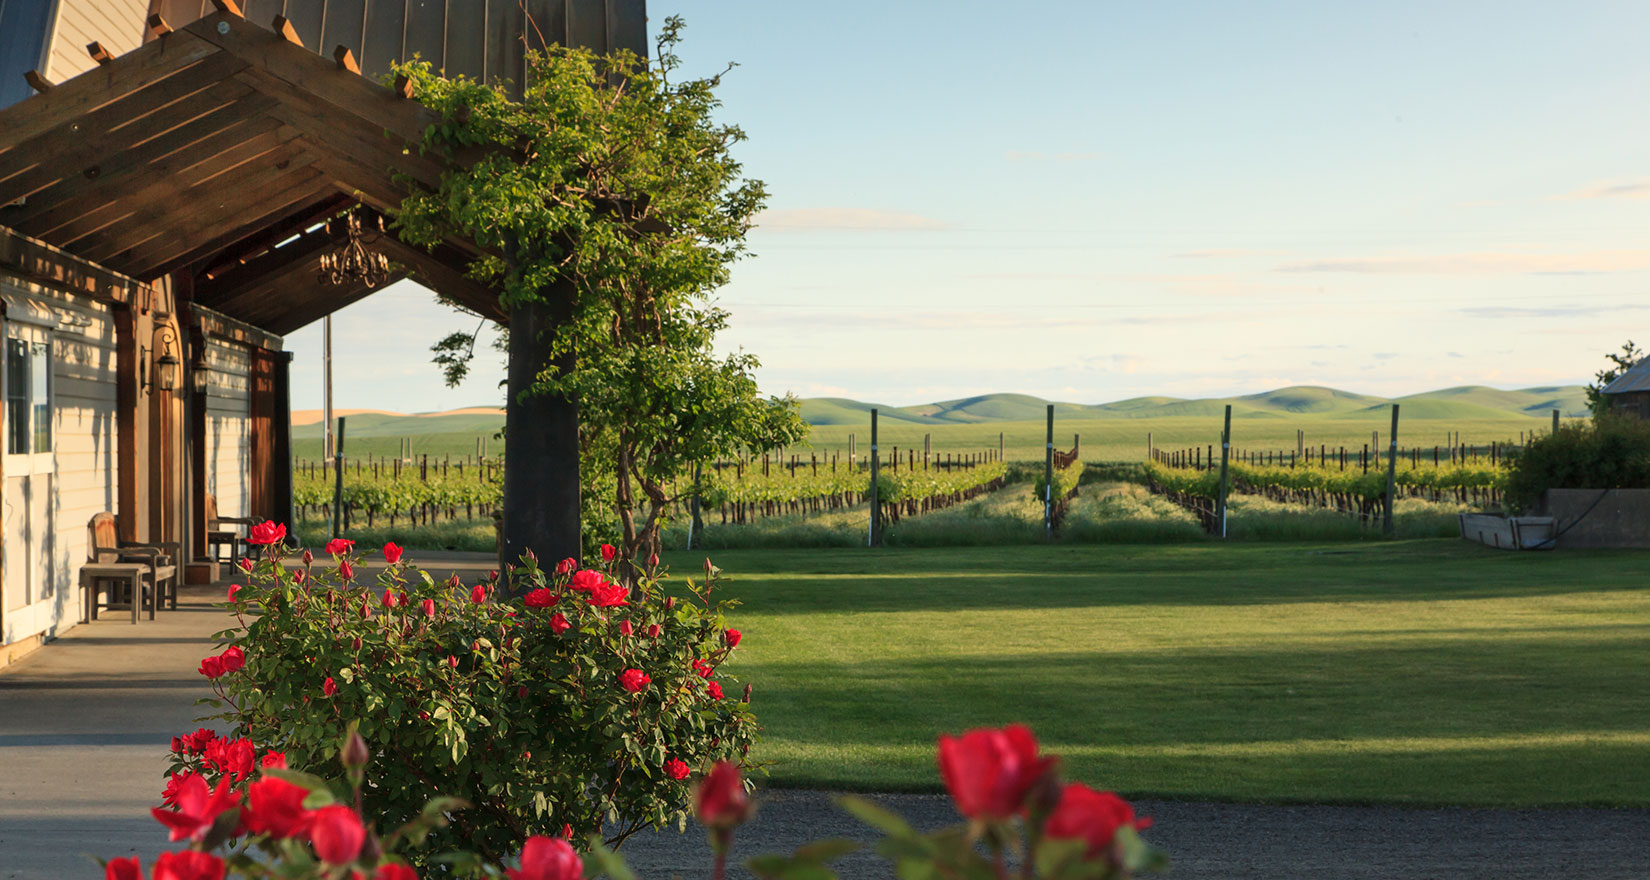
[205,494,254,568]
[80,513,178,623]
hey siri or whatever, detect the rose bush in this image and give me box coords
[196,527,756,864]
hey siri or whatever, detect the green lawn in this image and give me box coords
[658,542,1650,807]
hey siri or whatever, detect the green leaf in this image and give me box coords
[835,796,915,837]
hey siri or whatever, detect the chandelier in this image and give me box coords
[318,212,392,289]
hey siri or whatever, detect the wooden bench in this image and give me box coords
[205,494,255,568]
[80,513,178,623]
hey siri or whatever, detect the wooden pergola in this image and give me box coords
[0,2,584,566]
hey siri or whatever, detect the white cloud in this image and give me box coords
[1277,250,1650,275]
[754,208,950,230]
[1554,179,1650,201]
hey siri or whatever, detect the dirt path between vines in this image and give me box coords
[619,789,1650,880]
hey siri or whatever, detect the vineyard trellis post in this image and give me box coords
[868,409,882,547]
[1216,405,1232,538]
[1552,409,1559,435]
[1383,404,1400,537]
[330,417,347,540]
[1043,405,1054,541]
[687,463,703,550]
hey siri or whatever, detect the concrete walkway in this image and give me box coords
[2,557,1647,879]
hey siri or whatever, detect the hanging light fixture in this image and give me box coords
[317,212,392,289]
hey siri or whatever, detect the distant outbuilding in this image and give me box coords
[1601,357,1650,419]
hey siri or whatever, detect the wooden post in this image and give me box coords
[502,289,581,577]
[869,410,881,547]
[330,417,346,539]
[1147,431,1153,461]
[999,431,1004,462]
[688,463,703,550]
[1553,409,1560,434]
[1383,404,1400,537]
[1043,404,1055,541]
[1216,404,1232,537]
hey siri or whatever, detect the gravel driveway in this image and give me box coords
[618,790,1650,880]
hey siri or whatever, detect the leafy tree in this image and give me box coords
[391,18,805,568]
[1585,340,1645,418]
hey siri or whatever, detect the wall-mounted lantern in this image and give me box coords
[141,325,181,395]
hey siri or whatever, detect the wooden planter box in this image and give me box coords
[1532,488,1650,549]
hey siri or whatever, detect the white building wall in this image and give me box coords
[204,339,251,521]
[42,0,149,85]
[1,277,118,646]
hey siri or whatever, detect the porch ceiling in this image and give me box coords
[0,6,504,328]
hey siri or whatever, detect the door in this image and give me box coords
[3,323,54,642]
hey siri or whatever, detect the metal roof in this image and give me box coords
[1602,357,1650,395]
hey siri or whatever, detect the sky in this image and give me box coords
[285,0,1650,412]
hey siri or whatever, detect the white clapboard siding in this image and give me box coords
[43,0,148,84]
[205,340,252,521]
[50,302,119,611]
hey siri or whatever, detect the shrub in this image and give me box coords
[204,538,756,864]
[1504,415,1650,511]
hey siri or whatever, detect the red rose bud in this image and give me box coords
[1043,784,1151,859]
[293,569,307,585]
[339,559,353,581]
[218,646,245,674]
[489,569,500,581]
[381,589,396,609]
[421,598,436,618]
[322,677,337,697]
[560,823,574,839]
[197,655,225,679]
[247,521,286,546]
[104,856,142,880]
[471,584,487,604]
[509,835,583,880]
[649,552,660,568]
[549,613,571,634]
[342,731,370,769]
[448,655,459,669]
[646,623,662,638]
[664,597,676,611]
[600,543,617,562]
[360,601,372,619]
[400,593,411,607]
[239,558,255,573]
[227,584,242,603]
[383,542,403,564]
[308,804,366,864]
[151,851,224,880]
[618,669,651,692]
[523,548,538,565]
[693,761,751,829]
[724,629,742,648]
[470,639,480,652]
[302,549,315,566]
[936,724,1056,821]
[554,557,576,575]
[518,685,530,699]
[446,574,463,590]
[619,620,634,636]
[742,683,752,703]
[664,758,691,780]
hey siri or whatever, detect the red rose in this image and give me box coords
[105,856,143,880]
[507,835,582,880]
[706,681,724,700]
[308,804,366,864]
[619,620,634,636]
[936,724,1055,821]
[197,656,224,679]
[151,850,225,880]
[421,598,436,618]
[339,559,354,581]
[247,521,286,546]
[724,629,742,648]
[619,669,651,692]
[471,584,487,604]
[177,728,215,754]
[226,584,241,603]
[261,750,287,769]
[692,659,714,679]
[383,542,403,564]
[323,677,337,697]
[524,588,557,608]
[160,770,192,806]
[587,582,629,608]
[324,538,354,556]
[1043,784,1151,858]
[375,865,419,880]
[646,623,661,638]
[554,557,577,575]
[664,758,691,780]
[599,544,617,562]
[238,558,254,573]
[569,569,604,592]
[218,646,245,674]
[150,774,237,841]
[693,761,751,829]
[244,776,313,838]
[549,613,571,634]
[205,736,255,782]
